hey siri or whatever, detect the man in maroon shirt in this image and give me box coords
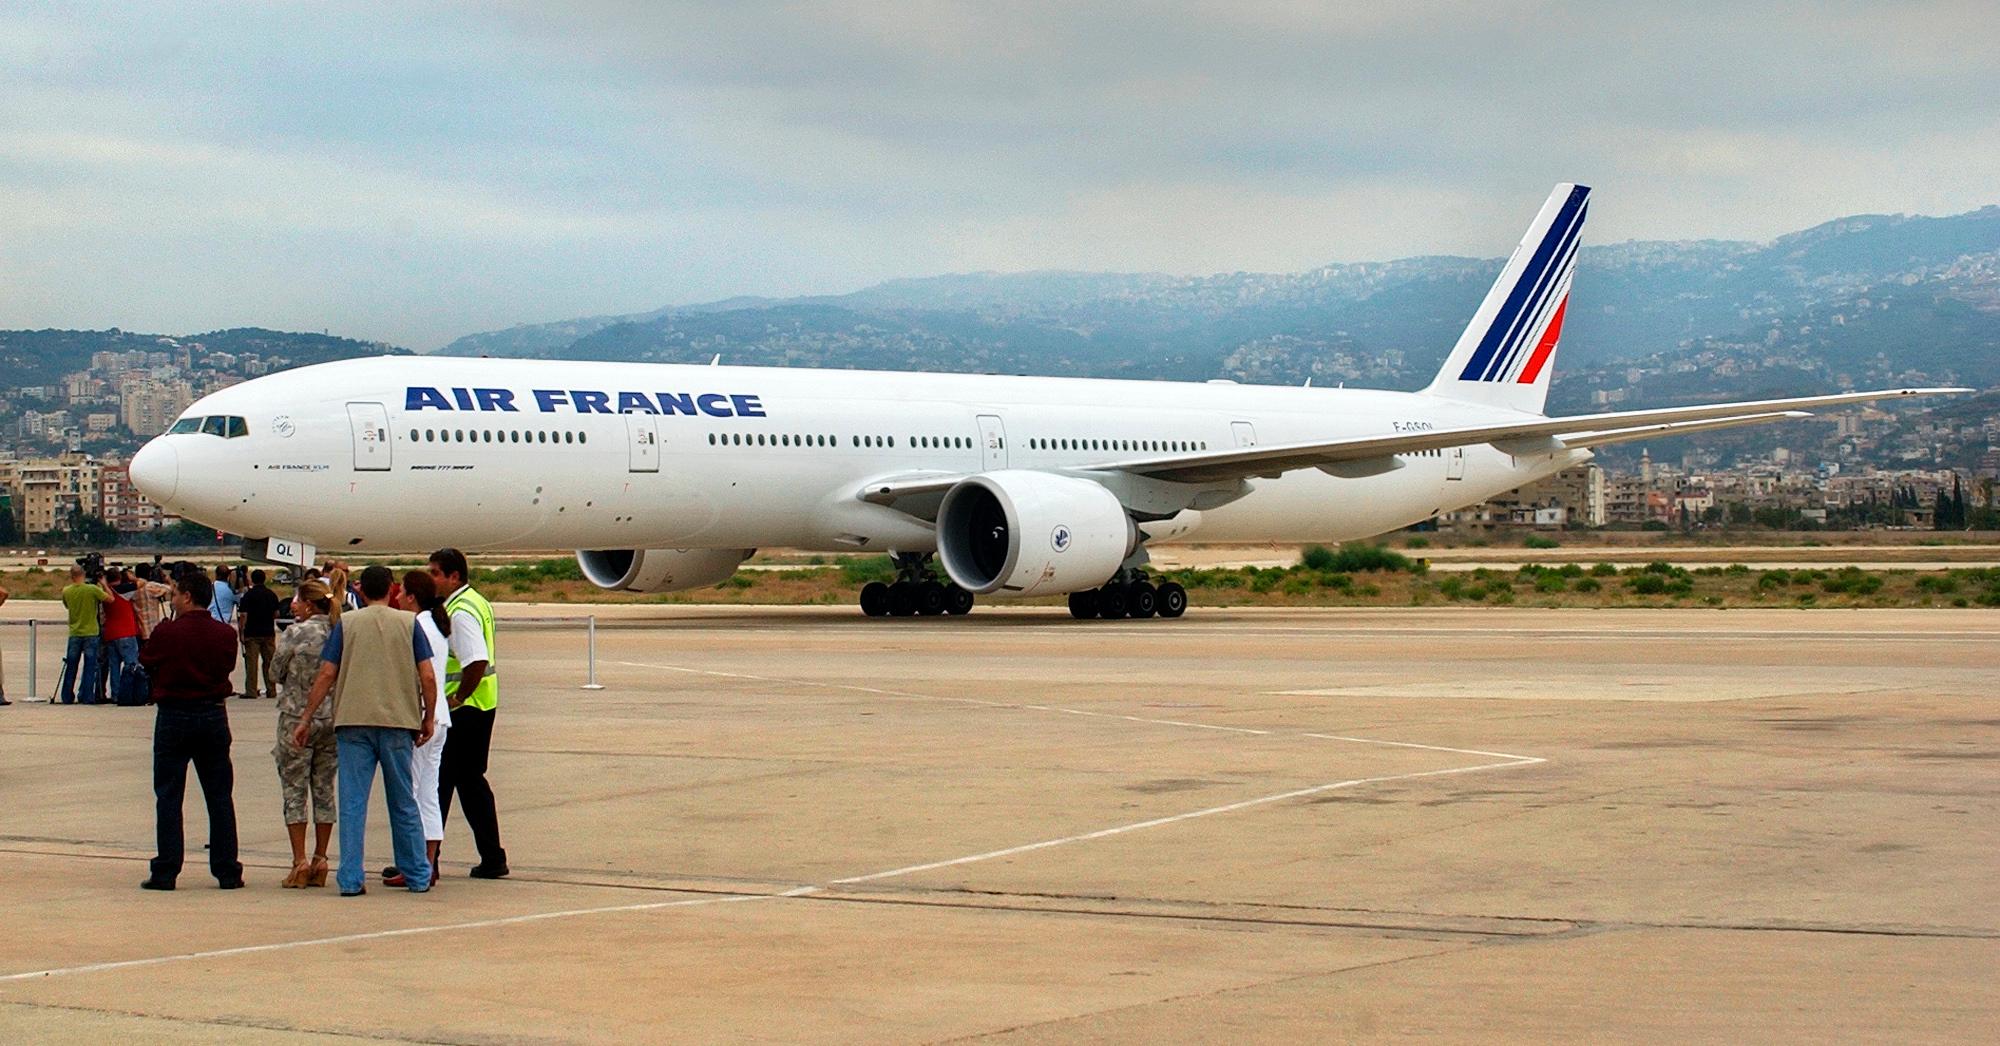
[138,572,243,890]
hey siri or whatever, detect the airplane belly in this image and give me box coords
[1184,468,1444,544]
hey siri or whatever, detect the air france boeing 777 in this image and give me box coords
[130,184,1964,619]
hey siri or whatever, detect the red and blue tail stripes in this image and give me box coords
[1457,184,1589,385]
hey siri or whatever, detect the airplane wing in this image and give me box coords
[855,387,1964,518]
[1091,387,1966,484]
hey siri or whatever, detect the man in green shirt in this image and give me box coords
[59,566,113,705]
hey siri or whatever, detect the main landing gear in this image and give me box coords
[859,552,975,618]
[1066,572,1188,621]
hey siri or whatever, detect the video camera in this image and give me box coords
[76,551,105,583]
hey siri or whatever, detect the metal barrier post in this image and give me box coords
[580,615,605,691]
[27,619,38,701]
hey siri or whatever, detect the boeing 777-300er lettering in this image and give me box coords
[130,184,1965,619]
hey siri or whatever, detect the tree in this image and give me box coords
[0,506,17,546]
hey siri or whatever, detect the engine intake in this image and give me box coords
[937,471,1133,597]
[576,548,754,593]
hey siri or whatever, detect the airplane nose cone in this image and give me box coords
[130,439,179,503]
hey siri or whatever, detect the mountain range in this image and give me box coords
[435,205,2000,413]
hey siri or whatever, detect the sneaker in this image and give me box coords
[382,865,407,887]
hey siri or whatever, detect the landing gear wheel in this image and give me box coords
[917,581,948,616]
[859,581,890,617]
[1067,590,1099,619]
[945,586,975,615]
[888,580,919,617]
[1096,583,1128,620]
[1127,582,1158,619]
[1156,582,1188,618]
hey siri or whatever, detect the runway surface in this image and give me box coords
[2,606,1995,1042]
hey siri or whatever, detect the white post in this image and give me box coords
[580,615,605,691]
[27,619,38,700]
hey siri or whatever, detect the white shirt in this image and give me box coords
[415,612,452,730]
[446,606,489,667]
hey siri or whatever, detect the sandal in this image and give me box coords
[306,855,329,888]
[282,859,311,889]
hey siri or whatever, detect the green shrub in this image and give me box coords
[1487,587,1515,604]
[1628,574,1665,595]
[1317,572,1354,591]
[1523,534,1560,549]
[1281,576,1314,595]
[1461,584,1488,601]
[1574,577,1601,593]
[1300,545,1339,571]
[1758,570,1791,590]
[1556,564,1585,578]
[1325,544,1416,573]
[1591,562,1618,577]
[1535,574,1567,593]
[1438,577,1464,599]
[1915,575,1959,594]
[1725,564,1750,575]
[1404,536,1430,549]
[1355,583,1381,597]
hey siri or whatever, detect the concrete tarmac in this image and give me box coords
[2,606,1994,1043]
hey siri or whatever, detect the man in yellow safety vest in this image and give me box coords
[427,547,507,878]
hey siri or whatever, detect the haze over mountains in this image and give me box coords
[435,204,2000,414]
[8,204,1996,419]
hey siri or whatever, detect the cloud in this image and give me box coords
[0,1,1994,347]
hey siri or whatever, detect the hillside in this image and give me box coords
[435,206,2000,397]
[1,327,409,388]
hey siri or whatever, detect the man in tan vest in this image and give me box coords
[294,565,437,895]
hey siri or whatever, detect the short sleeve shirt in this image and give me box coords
[446,607,489,666]
[62,584,111,637]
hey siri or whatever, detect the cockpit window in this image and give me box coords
[179,415,250,438]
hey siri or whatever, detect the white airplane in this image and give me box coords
[130,184,1964,619]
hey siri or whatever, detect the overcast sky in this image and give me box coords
[1,1,1994,349]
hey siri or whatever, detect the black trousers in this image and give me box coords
[439,705,505,864]
[152,703,241,885]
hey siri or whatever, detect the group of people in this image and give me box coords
[107,549,509,895]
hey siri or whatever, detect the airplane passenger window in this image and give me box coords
[564,432,573,444]
[200,416,227,437]
[578,432,586,444]
[169,417,201,434]
[410,429,419,442]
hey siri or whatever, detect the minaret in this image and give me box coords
[1640,448,1654,487]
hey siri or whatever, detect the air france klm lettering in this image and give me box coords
[405,386,766,418]
[129,184,1966,621]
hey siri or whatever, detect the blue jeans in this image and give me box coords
[335,726,430,894]
[59,635,100,704]
[103,636,140,702]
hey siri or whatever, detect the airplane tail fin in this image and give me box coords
[1422,183,1590,416]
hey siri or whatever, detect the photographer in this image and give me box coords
[58,562,113,706]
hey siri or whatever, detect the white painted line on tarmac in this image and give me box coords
[4,661,1544,984]
[0,886,821,985]
[830,754,1543,886]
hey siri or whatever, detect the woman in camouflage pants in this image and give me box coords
[272,580,337,888]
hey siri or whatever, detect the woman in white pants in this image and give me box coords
[386,570,453,888]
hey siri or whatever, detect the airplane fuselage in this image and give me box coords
[136,356,1581,557]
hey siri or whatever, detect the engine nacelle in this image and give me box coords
[937,471,1134,597]
[576,547,754,593]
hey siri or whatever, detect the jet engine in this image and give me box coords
[936,470,1134,597]
[576,547,754,593]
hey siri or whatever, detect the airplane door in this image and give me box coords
[346,402,391,471]
[1232,421,1258,447]
[977,414,1007,471]
[626,414,659,473]
[1447,446,1466,481]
